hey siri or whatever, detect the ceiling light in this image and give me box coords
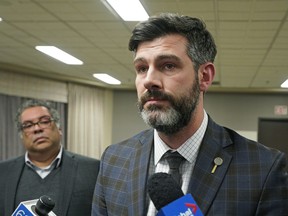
[93,73,121,85]
[35,46,83,65]
[281,79,288,88]
[105,0,149,21]
[0,17,2,22]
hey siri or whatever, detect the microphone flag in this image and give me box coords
[12,199,57,216]
[156,194,203,216]
[12,202,34,216]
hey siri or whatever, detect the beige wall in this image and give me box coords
[112,90,288,144]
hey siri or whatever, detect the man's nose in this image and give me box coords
[32,123,43,133]
[143,68,162,90]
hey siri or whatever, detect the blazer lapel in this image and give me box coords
[188,118,233,215]
[5,156,25,214]
[58,151,77,215]
[127,130,153,216]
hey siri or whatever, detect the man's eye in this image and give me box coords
[40,120,50,125]
[22,124,33,129]
[135,66,148,74]
[163,63,175,70]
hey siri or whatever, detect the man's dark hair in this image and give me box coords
[128,13,217,71]
[15,99,60,132]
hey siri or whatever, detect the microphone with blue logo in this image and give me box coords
[12,195,56,216]
[147,172,203,216]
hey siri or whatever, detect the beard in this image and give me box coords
[137,78,200,135]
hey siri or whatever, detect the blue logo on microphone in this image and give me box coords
[12,204,34,216]
[156,194,203,216]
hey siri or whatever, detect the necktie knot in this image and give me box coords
[163,151,185,186]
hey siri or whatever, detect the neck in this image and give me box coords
[158,109,204,149]
[28,146,60,168]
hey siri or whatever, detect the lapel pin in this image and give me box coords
[211,157,223,174]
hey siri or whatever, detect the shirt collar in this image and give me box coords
[154,111,208,165]
[25,145,63,169]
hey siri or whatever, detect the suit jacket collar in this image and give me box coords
[127,129,154,215]
[5,156,25,214]
[188,117,233,215]
[131,117,233,215]
[4,150,78,216]
[57,150,78,216]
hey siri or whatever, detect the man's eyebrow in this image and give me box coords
[22,115,51,123]
[133,57,146,65]
[156,54,182,62]
[134,54,182,64]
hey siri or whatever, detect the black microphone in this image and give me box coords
[147,172,203,216]
[147,172,184,210]
[34,195,55,215]
[12,195,56,216]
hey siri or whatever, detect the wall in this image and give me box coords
[112,90,149,143]
[0,71,67,103]
[112,90,288,143]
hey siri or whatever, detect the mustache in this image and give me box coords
[33,133,46,141]
[140,90,173,104]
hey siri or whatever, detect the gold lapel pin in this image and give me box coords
[211,157,223,174]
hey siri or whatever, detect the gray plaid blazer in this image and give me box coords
[92,117,288,215]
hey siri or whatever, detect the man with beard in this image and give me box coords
[92,13,288,215]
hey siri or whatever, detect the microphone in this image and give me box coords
[147,172,203,216]
[12,195,56,216]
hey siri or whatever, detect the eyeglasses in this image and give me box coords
[21,116,55,133]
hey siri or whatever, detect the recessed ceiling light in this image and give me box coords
[35,46,83,65]
[104,0,149,21]
[281,79,288,88]
[0,17,3,22]
[93,73,121,85]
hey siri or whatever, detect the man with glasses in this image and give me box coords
[0,99,100,216]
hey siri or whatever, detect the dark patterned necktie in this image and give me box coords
[163,151,185,186]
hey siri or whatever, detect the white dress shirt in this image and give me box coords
[147,112,208,215]
[25,145,63,179]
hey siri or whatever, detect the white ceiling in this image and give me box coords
[0,0,288,93]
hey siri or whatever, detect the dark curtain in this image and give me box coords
[0,94,67,161]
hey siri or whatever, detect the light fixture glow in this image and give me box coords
[35,46,83,65]
[106,0,149,21]
[281,79,288,88]
[0,17,2,22]
[93,73,121,85]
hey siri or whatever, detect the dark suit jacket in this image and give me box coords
[92,117,288,215]
[0,149,100,216]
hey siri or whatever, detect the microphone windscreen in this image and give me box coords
[35,195,55,215]
[147,172,184,210]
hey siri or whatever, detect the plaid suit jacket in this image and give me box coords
[92,117,288,215]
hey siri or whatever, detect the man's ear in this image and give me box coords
[59,128,63,136]
[198,62,215,92]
